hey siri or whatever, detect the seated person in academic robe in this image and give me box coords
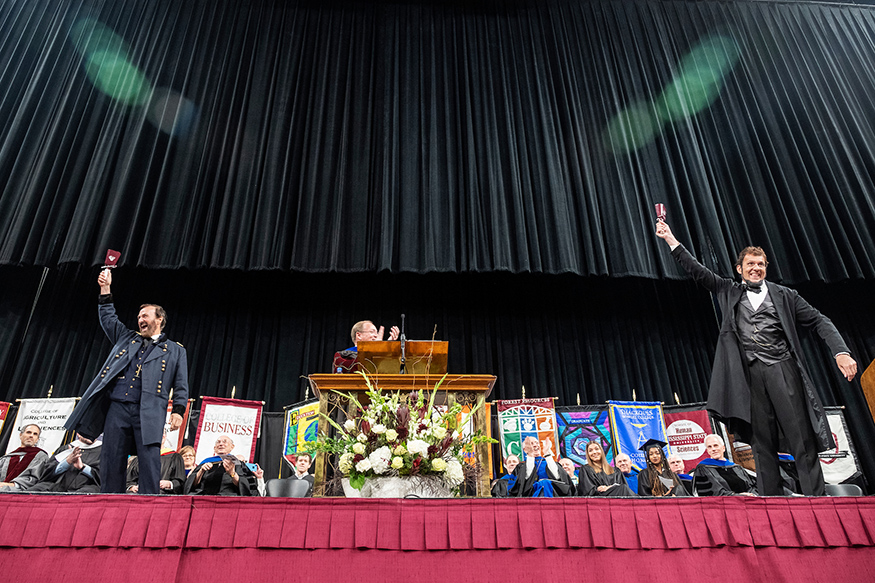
[126,451,185,494]
[577,441,637,497]
[509,436,574,497]
[490,454,521,498]
[614,453,639,494]
[332,320,399,373]
[668,454,693,495]
[778,453,802,495]
[637,439,689,497]
[183,435,256,496]
[559,458,579,487]
[0,424,49,492]
[27,434,102,493]
[179,445,197,476]
[693,434,757,497]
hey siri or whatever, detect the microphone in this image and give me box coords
[400,313,407,374]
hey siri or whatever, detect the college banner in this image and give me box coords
[193,397,263,463]
[608,401,667,472]
[820,407,861,484]
[664,408,713,474]
[282,400,320,467]
[0,402,9,437]
[5,398,78,455]
[496,398,558,461]
[160,399,193,454]
[555,406,613,469]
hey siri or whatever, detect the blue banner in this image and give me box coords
[607,401,667,472]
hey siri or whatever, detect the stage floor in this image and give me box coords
[1,494,873,582]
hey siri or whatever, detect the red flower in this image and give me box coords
[437,434,454,456]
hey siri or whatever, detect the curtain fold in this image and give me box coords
[1,0,875,280]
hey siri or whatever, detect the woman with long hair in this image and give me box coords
[637,439,688,497]
[577,441,636,496]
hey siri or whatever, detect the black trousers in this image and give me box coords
[748,358,825,496]
[101,400,161,494]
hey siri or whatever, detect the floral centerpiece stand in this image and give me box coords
[308,372,495,497]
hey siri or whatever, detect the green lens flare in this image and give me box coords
[604,33,741,153]
[603,102,662,154]
[71,18,151,106]
[85,50,151,106]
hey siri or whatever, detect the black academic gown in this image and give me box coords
[183,458,256,496]
[577,465,636,497]
[28,444,102,493]
[692,461,758,496]
[637,467,689,497]
[509,457,575,497]
[126,453,186,494]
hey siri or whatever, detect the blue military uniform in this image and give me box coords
[65,297,189,494]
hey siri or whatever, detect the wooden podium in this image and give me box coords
[861,358,875,423]
[308,372,496,497]
[353,340,448,375]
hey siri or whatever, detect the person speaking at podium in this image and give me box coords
[333,319,399,373]
[656,220,857,496]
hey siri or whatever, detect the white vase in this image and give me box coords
[357,476,451,498]
[341,477,362,498]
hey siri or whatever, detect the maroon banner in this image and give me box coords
[664,408,712,473]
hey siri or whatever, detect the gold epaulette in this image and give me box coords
[176,341,184,347]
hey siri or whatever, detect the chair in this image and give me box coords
[824,483,864,497]
[265,478,312,497]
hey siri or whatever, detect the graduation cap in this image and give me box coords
[638,438,668,453]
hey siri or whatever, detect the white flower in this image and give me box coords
[355,459,372,473]
[352,442,366,455]
[372,424,387,434]
[357,433,367,443]
[444,458,464,487]
[385,429,398,442]
[339,452,354,473]
[452,431,460,439]
[344,419,356,432]
[368,446,392,475]
[391,456,404,469]
[432,426,447,440]
[407,439,430,457]
[431,458,447,472]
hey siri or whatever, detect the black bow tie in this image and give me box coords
[742,281,763,293]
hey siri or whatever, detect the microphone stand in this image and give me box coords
[399,313,407,374]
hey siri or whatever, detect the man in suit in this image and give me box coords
[65,269,189,494]
[333,320,400,372]
[656,221,857,495]
[288,452,315,496]
[0,424,48,491]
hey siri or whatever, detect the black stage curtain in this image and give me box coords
[1,0,875,281]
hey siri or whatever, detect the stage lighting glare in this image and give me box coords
[603,101,662,154]
[70,18,128,57]
[84,50,152,106]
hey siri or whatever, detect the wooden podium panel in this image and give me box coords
[355,341,448,375]
[308,373,496,497]
[862,359,875,424]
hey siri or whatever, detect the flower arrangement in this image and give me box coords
[309,372,494,493]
